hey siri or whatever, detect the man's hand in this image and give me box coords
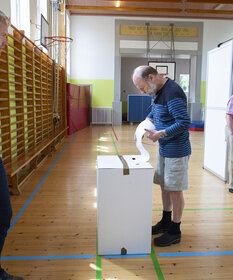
[145,129,160,142]
[134,118,154,142]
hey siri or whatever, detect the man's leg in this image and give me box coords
[0,159,24,279]
[152,154,173,235]
[164,190,184,238]
[228,130,233,192]
[154,156,188,246]
[161,185,172,211]
[170,190,184,223]
[153,190,183,247]
[0,158,12,264]
[152,186,172,235]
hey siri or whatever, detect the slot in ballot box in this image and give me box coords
[97,155,153,255]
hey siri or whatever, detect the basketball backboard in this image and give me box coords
[40,14,49,49]
[148,61,176,80]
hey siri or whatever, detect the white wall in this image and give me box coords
[69,16,233,83]
[30,0,38,42]
[70,16,115,80]
[1,1,11,17]
[201,20,233,81]
[10,0,30,38]
[69,15,233,110]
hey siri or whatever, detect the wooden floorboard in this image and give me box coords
[2,124,233,279]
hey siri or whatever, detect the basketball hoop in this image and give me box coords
[44,36,73,48]
[44,35,73,64]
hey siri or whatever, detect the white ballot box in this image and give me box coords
[97,155,153,255]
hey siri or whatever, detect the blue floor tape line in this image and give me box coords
[1,254,94,261]
[159,251,233,257]
[104,254,148,258]
[8,131,78,234]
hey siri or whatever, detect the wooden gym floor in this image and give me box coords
[2,124,233,280]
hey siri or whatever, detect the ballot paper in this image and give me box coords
[135,119,155,163]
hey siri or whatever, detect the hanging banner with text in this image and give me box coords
[120,25,198,37]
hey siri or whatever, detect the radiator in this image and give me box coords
[92,107,112,124]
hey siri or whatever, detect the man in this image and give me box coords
[132,65,191,247]
[226,95,233,193]
[0,10,25,280]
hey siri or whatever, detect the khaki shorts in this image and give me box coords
[154,154,190,191]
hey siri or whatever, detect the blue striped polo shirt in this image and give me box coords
[147,78,191,158]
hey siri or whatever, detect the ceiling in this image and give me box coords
[66,0,233,20]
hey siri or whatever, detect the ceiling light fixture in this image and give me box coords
[116,1,120,8]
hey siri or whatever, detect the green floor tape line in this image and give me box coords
[110,132,119,156]
[153,208,233,211]
[96,134,102,279]
[110,132,164,279]
[151,246,165,280]
[96,235,102,280]
[96,254,102,280]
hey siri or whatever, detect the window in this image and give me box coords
[179,74,190,94]
[40,0,47,20]
[11,0,30,37]
[11,0,19,28]
[37,0,47,25]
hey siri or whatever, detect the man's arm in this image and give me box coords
[145,97,190,142]
[146,112,154,122]
[165,98,190,137]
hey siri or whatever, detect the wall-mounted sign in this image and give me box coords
[120,25,198,38]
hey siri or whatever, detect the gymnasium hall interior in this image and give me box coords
[0,0,233,279]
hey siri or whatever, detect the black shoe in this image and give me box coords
[152,221,171,235]
[154,232,181,247]
[0,271,25,280]
[229,188,233,193]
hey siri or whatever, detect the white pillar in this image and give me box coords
[112,55,122,125]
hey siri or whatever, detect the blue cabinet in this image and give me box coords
[128,95,152,122]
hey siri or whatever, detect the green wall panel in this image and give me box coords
[200,81,206,108]
[68,79,114,108]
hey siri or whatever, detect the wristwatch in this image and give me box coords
[159,131,165,138]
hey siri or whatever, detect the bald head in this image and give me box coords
[0,10,9,55]
[0,10,10,26]
[132,65,158,84]
[132,65,167,96]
